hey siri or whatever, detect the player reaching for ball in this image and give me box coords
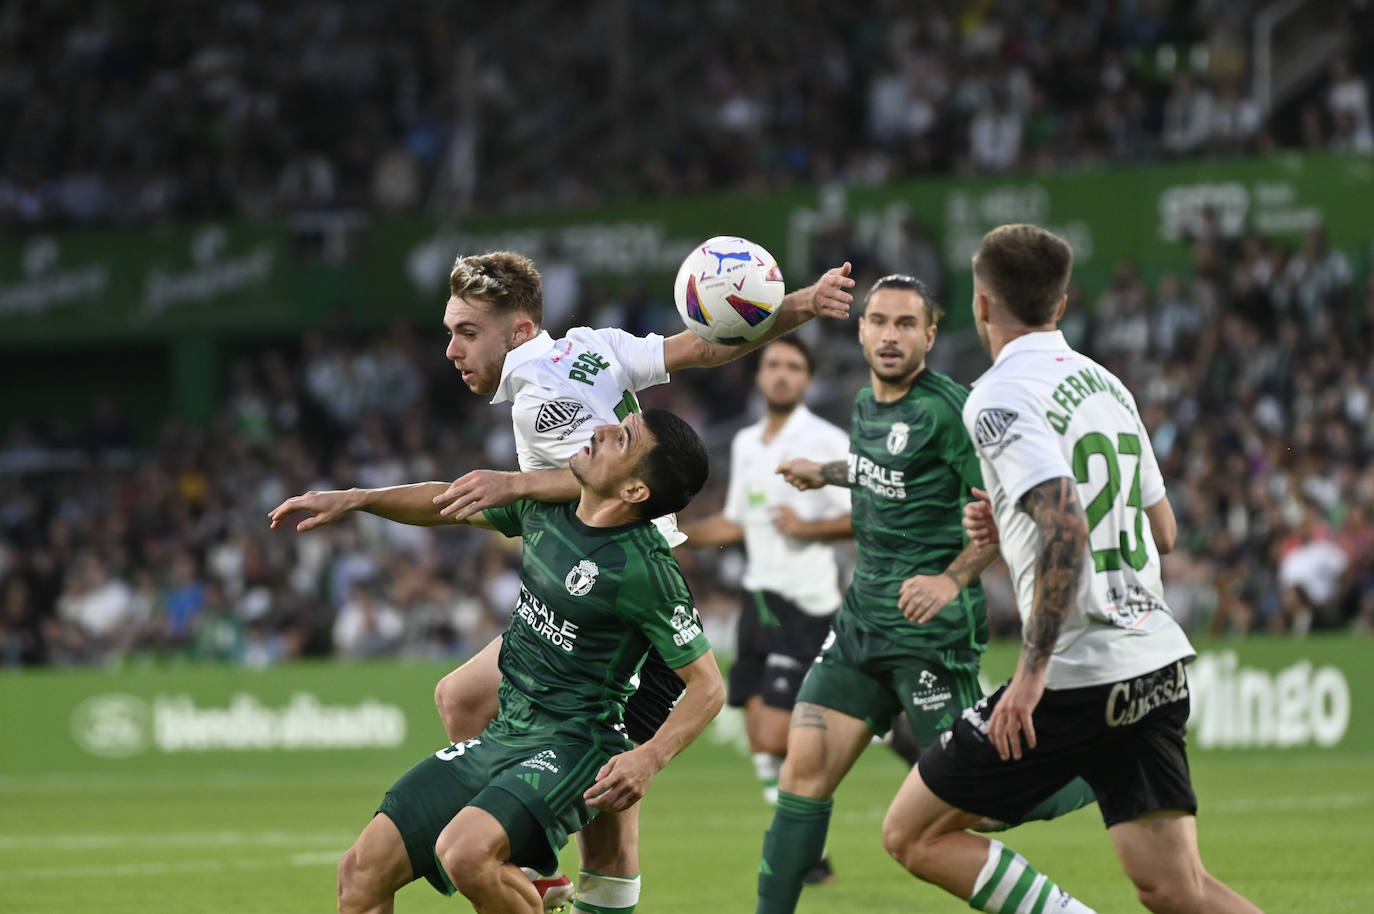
[270,248,853,913]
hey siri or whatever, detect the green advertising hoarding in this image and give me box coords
[0,636,1365,781]
[1,154,1370,344]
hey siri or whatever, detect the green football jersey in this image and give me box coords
[483,499,710,748]
[843,369,988,652]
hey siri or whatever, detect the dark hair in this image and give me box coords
[863,274,944,325]
[761,336,814,375]
[449,250,544,325]
[971,224,1074,326]
[635,408,710,520]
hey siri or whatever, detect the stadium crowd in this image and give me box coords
[3,0,1372,228]
[0,219,1370,669]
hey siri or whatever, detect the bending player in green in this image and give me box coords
[759,275,1093,914]
[270,410,724,914]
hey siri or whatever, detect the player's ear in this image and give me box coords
[1053,294,1068,322]
[972,289,991,324]
[620,477,651,507]
[510,315,537,347]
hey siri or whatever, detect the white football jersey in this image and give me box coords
[490,326,685,545]
[722,405,851,616]
[964,330,1194,688]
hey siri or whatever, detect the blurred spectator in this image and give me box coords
[1162,73,1216,156]
[333,581,404,660]
[3,1,1367,229]
[2,213,1372,674]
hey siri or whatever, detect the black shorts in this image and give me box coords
[918,660,1198,828]
[728,590,835,711]
[623,648,684,745]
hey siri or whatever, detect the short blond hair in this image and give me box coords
[449,251,544,324]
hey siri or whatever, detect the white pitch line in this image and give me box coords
[0,851,342,882]
[0,829,353,851]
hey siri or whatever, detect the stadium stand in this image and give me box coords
[1,2,1372,667]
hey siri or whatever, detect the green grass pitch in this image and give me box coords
[1,721,1370,913]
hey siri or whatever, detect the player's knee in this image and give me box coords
[434,673,483,741]
[1132,869,1206,914]
[777,748,837,798]
[336,847,372,913]
[879,808,927,876]
[433,832,489,897]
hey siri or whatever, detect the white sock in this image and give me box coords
[573,871,639,913]
[969,840,1096,914]
[752,751,783,807]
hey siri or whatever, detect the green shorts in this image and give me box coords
[795,610,984,745]
[376,734,618,895]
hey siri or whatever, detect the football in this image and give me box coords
[673,236,785,344]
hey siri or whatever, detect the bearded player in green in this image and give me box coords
[272,409,724,914]
[761,275,1092,914]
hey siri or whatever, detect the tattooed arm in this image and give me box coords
[985,477,1089,761]
[776,458,852,491]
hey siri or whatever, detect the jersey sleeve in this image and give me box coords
[964,380,1072,509]
[482,499,539,538]
[939,402,985,493]
[592,327,669,391]
[616,551,712,669]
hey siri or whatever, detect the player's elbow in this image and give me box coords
[699,669,726,717]
[690,663,727,718]
[1145,499,1177,555]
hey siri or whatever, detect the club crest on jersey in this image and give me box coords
[669,604,703,646]
[565,559,599,596]
[974,408,1019,448]
[886,422,910,454]
[535,399,587,434]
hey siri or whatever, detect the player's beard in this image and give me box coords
[868,348,924,383]
[764,389,803,414]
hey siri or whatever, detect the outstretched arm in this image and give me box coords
[662,262,855,371]
[777,458,851,491]
[268,483,498,532]
[771,507,852,541]
[677,514,745,548]
[583,651,725,811]
[433,468,579,521]
[986,477,1088,761]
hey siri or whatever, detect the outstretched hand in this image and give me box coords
[777,458,824,491]
[807,262,855,320]
[267,490,357,532]
[432,470,519,521]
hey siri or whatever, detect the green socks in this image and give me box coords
[755,792,832,914]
